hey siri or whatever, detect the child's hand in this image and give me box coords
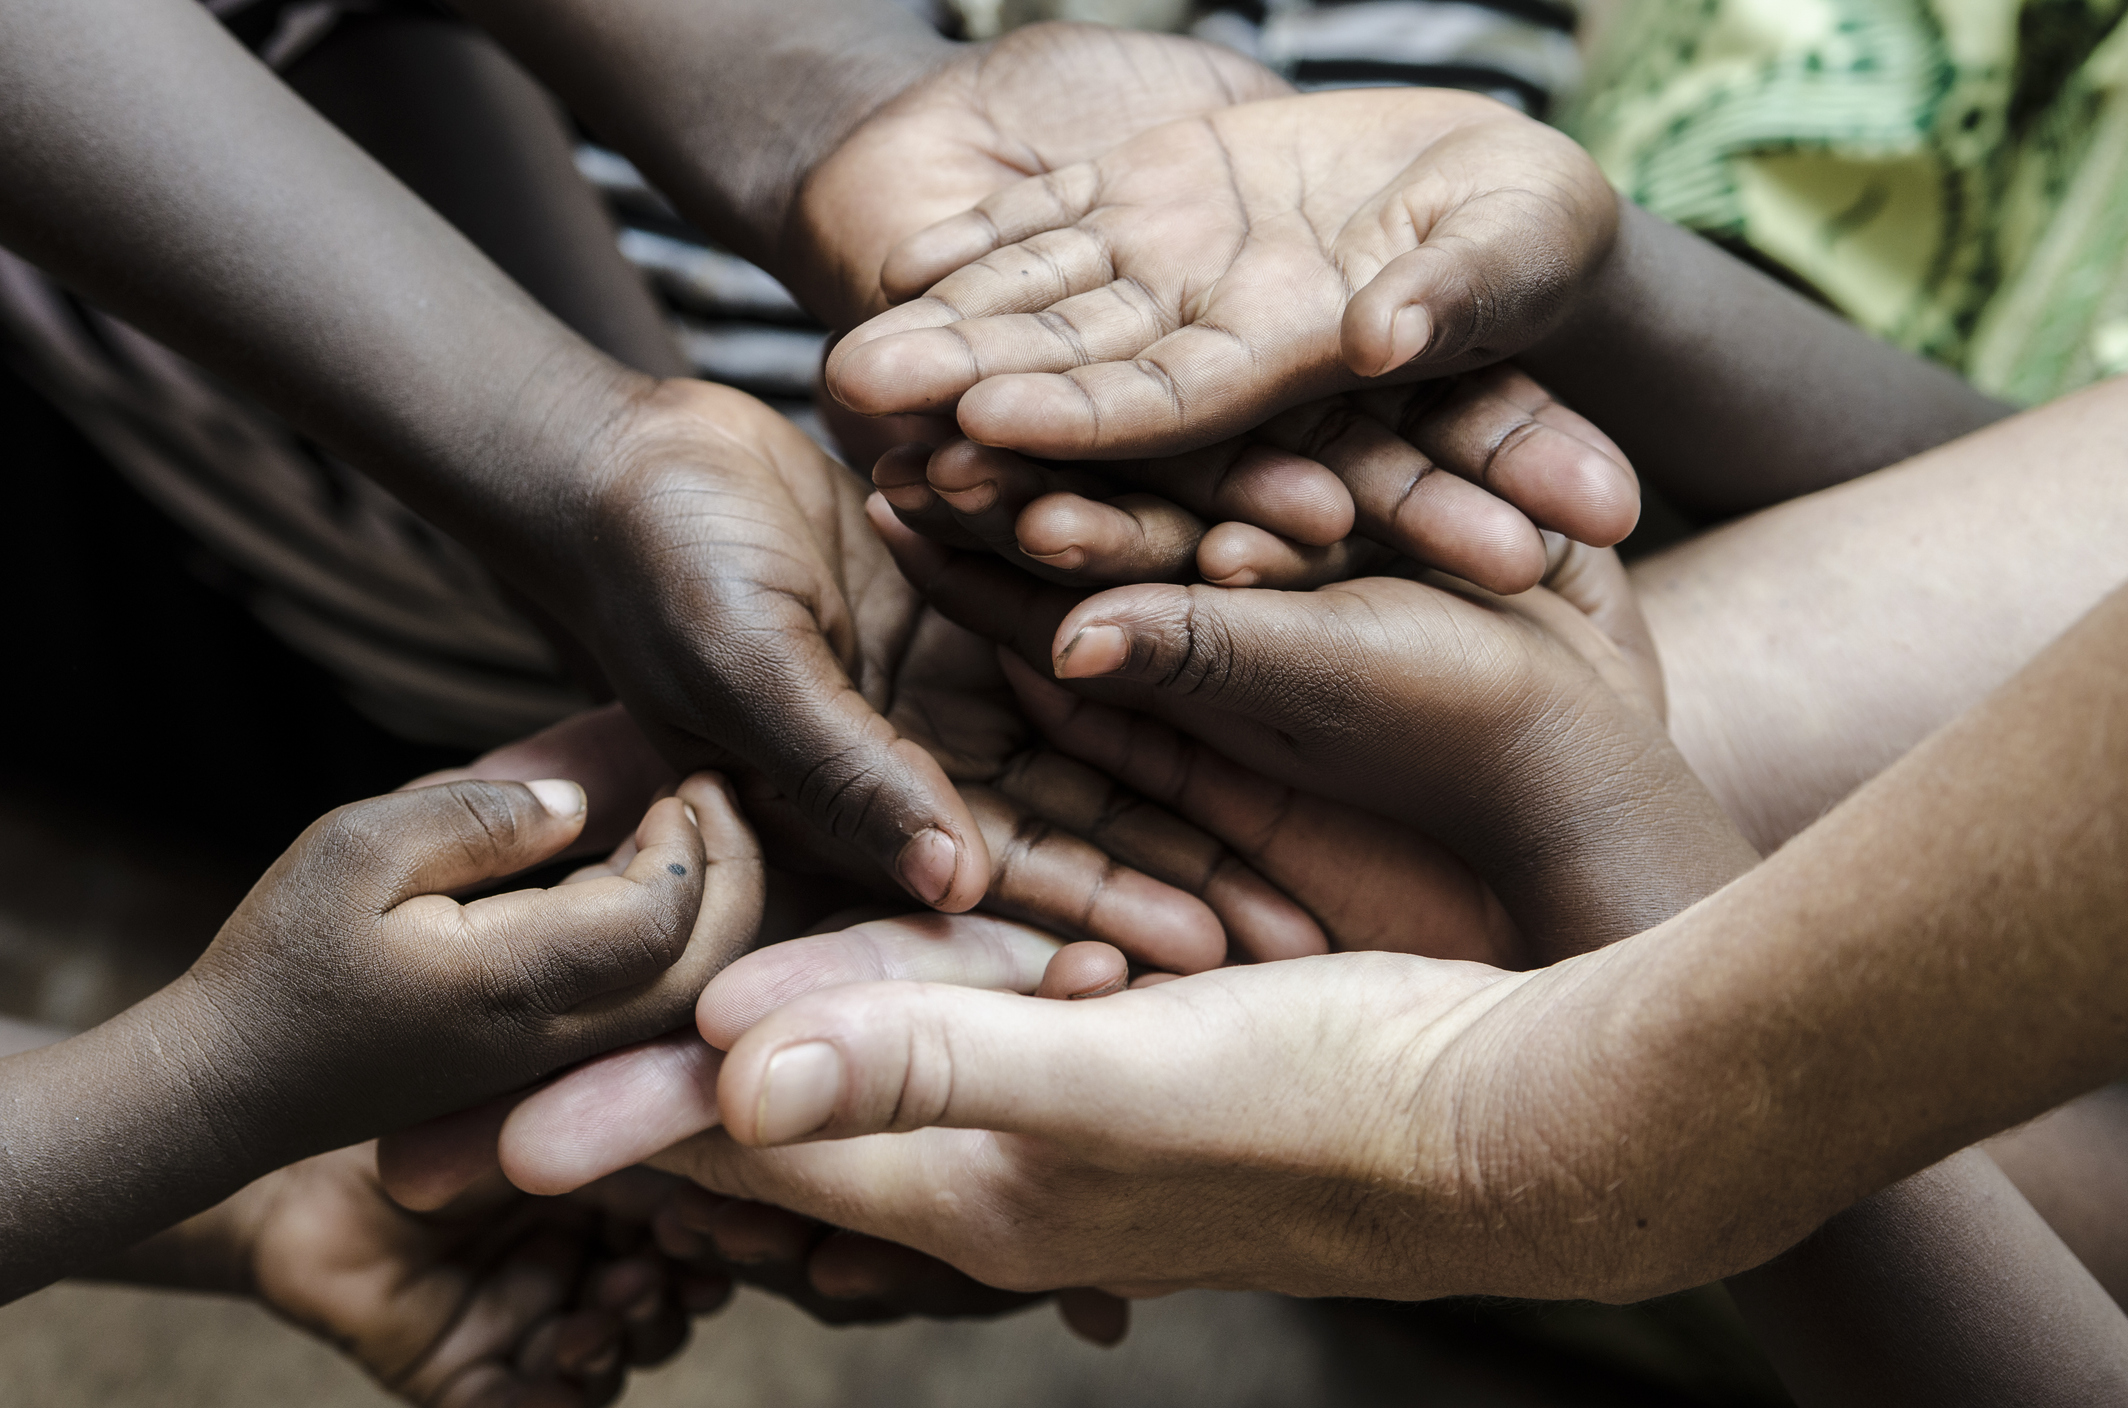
[887,515,1748,959]
[184,1144,717,1407]
[826,88,1616,465]
[872,366,1636,595]
[180,772,763,1172]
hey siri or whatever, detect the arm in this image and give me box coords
[1636,374,2128,853]
[1519,202,2013,519]
[0,0,991,911]
[443,0,952,284]
[0,774,752,1302]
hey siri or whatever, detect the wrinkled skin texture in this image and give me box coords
[827,88,1619,463]
[235,1148,714,1408]
[874,366,1637,596]
[567,382,1323,970]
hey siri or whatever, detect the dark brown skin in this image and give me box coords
[0,773,761,1305]
[0,0,996,914]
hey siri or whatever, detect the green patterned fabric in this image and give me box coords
[1564,0,2128,403]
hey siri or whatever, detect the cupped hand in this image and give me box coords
[786,23,1288,330]
[511,428,1330,970]
[827,87,1617,463]
[180,771,762,1170]
[874,366,1636,595]
[234,1144,720,1407]
[886,516,1754,957]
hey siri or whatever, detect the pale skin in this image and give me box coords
[497,526,2128,1401]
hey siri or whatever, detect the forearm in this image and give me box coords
[1523,579,2128,1294]
[450,0,952,279]
[0,986,267,1303]
[1726,1149,2128,1405]
[1520,202,2010,518]
[0,0,641,589]
[1635,376,2128,853]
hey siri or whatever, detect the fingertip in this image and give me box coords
[881,213,999,304]
[1037,941,1129,1000]
[526,778,586,821]
[834,327,976,417]
[1058,1288,1131,1347]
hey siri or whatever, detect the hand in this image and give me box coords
[175,771,762,1173]
[215,1145,718,1407]
[882,504,1743,957]
[388,915,1135,1345]
[786,23,1288,331]
[554,393,1328,969]
[873,366,1636,595]
[826,88,1619,466]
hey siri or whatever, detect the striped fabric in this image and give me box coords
[0,1,819,748]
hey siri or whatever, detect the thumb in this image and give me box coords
[304,778,588,907]
[1048,583,1324,732]
[716,980,1195,1149]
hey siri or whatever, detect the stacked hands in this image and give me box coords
[12,16,1809,1405]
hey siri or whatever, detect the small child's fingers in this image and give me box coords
[961,784,1227,974]
[398,703,676,858]
[501,1030,722,1197]
[1037,941,1129,1000]
[923,439,1107,566]
[1195,521,1390,590]
[1176,444,1353,548]
[873,443,978,546]
[314,780,588,910]
[401,1226,588,1407]
[991,749,1326,963]
[877,161,1104,303]
[1266,401,1547,593]
[1374,367,1640,547]
[697,912,1061,1049]
[440,796,707,1022]
[1013,490,1206,583]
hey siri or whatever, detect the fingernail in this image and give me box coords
[1020,543,1087,572]
[581,1341,620,1377]
[879,482,937,513]
[754,1041,843,1146]
[683,802,700,827]
[896,827,958,906]
[1054,624,1130,679]
[936,481,999,514]
[527,778,585,820]
[1381,304,1432,376]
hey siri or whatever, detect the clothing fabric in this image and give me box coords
[1565,0,2128,404]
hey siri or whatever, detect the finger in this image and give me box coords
[500,1030,723,1197]
[877,161,1106,303]
[1008,490,1206,584]
[378,1092,519,1212]
[954,333,1282,460]
[1262,393,1546,594]
[836,267,1181,423]
[304,779,589,909]
[697,912,1061,1048]
[399,1227,588,1407]
[1057,1287,1131,1346]
[989,748,1325,963]
[714,981,1207,1149]
[1340,148,1616,378]
[961,783,1227,973]
[423,795,708,1018]
[919,439,1139,574]
[1038,941,1129,1000]
[1368,367,1639,549]
[870,442,979,548]
[402,703,676,857]
[1194,521,1391,590]
[568,772,769,1018]
[871,500,1085,670]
